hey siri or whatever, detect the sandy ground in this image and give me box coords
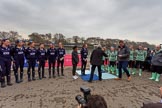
[0,67,162,108]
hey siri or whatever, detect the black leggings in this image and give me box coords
[81,60,87,73]
[27,60,36,78]
[151,65,162,74]
[38,60,45,77]
[109,61,116,67]
[48,60,56,76]
[135,61,144,70]
[14,58,24,77]
[128,60,135,68]
[72,64,77,76]
[57,59,64,75]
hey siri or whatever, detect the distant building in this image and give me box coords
[66,38,75,44]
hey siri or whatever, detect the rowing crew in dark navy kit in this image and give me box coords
[0,39,13,88]
[12,40,25,83]
[57,42,66,76]
[37,43,47,79]
[47,43,57,78]
[0,40,68,88]
[80,44,88,76]
[25,41,37,81]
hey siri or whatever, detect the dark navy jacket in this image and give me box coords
[25,47,37,60]
[0,46,12,61]
[47,48,57,61]
[57,48,66,59]
[37,48,47,61]
[80,48,88,60]
[12,46,25,61]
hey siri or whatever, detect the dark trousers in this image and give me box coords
[27,60,36,79]
[81,60,87,74]
[151,65,162,74]
[38,60,45,78]
[89,65,102,81]
[0,60,11,83]
[57,59,64,75]
[118,61,130,78]
[128,60,135,68]
[48,60,56,77]
[14,58,24,80]
[135,61,144,70]
[0,61,5,79]
[109,61,116,67]
[143,59,151,71]
[72,64,77,76]
[0,62,2,82]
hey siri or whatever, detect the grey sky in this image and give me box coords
[0,0,162,44]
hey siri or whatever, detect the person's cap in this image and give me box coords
[28,40,33,45]
[15,39,22,44]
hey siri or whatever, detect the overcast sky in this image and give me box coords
[0,0,162,44]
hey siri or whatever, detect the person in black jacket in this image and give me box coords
[25,41,37,81]
[150,45,162,82]
[116,40,131,81]
[57,42,66,76]
[88,45,108,82]
[12,40,25,83]
[47,43,57,78]
[80,44,88,75]
[72,46,79,79]
[37,43,47,79]
[0,39,13,88]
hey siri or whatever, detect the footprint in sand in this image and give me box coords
[13,94,25,101]
[54,97,66,104]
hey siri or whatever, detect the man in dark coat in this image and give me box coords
[150,45,162,82]
[72,46,79,79]
[116,40,131,81]
[88,45,108,82]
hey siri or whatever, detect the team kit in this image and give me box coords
[0,39,156,88]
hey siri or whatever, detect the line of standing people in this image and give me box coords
[0,39,66,88]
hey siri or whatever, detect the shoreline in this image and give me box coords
[0,67,161,108]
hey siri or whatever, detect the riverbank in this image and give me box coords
[0,67,161,108]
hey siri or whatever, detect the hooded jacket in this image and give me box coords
[151,49,162,66]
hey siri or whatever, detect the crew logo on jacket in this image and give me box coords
[25,47,37,60]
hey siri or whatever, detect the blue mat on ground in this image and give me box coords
[76,70,117,81]
[102,73,117,79]
[80,74,99,81]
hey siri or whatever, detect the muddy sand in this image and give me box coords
[0,67,161,108]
